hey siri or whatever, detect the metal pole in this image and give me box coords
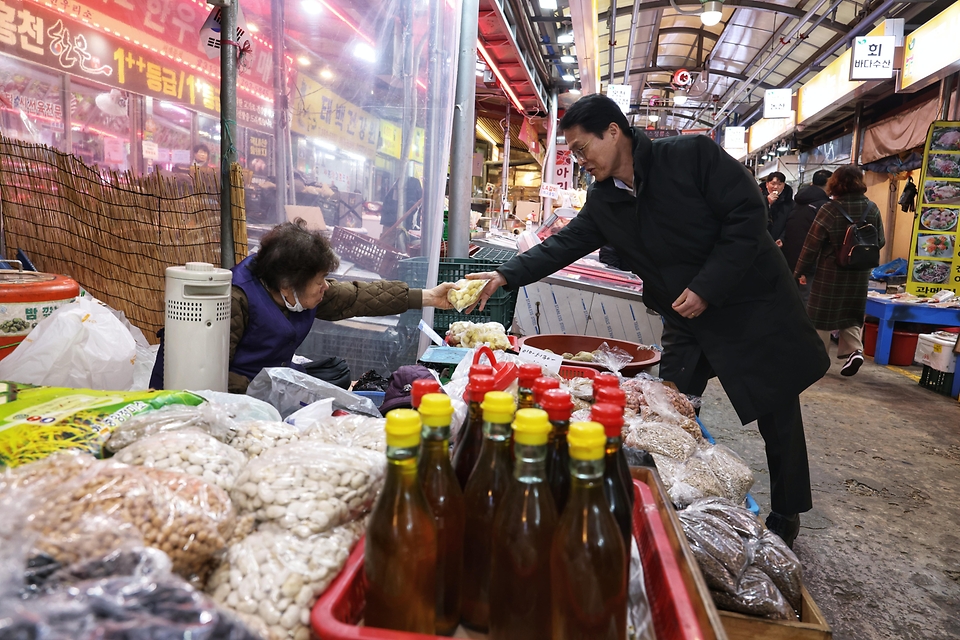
[448,0,480,258]
[398,0,417,228]
[272,0,287,224]
[542,89,558,221]
[940,73,955,120]
[499,106,511,228]
[220,1,238,268]
[607,0,616,86]
[850,101,863,166]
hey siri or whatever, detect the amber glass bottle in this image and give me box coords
[451,373,496,489]
[540,388,574,513]
[489,408,557,640]
[411,378,441,409]
[593,386,635,509]
[365,409,437,633]
[417,393,465,636]
[589,402,633,553]
[461,391,515,632]
[551,421,627,640]
[517,363,542,410]
[531,376,560,408]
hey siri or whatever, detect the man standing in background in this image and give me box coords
[782,169,833,307]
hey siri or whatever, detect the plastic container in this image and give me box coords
[890,330,921,366]
[353,391,386,407]
[558,364,597,380]
[331,227,407,278]
[919,366,956,397]
[862,320,879,357]
[518,334,661,377]
[0,268,79,361]
[914,332,959,373]
[311,480,703,640]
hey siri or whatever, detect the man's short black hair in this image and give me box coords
[559,93,631,138]
[767,171,786,183]
[251,218,340,293]
[812,169,832,187]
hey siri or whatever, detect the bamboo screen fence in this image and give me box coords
[0,136,247,341]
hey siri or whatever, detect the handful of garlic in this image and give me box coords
[447,278,488,311]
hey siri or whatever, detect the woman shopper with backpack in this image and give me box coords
[794,165,885,377]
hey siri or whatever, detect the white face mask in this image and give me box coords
[281,290,304,313]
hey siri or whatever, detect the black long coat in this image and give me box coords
[498,129,829,424]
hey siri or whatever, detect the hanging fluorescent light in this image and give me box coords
[649,113,660,123]
[560,55,575,63]
[557,32,574,44]
[353,42,377,63]
[562,73,576,82]
[320,69,333,80]
[247,23,259,33]
[297,56,311,66]
[700,0,723,26]
[539,0,558,9]
[673,91,688,106]
[302,0,322,15]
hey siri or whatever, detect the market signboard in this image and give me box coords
[849,35,895,80]
[292,75,379,156]
[0,0,273,130]
[906,121,960,296]
[246,132,271,175]
[900,0,960,93]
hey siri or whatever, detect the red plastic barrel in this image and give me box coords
[0,271,80,360]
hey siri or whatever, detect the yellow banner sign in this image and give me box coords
[291,75,378,155]
[379,120,401,159]
[900,1,960,92]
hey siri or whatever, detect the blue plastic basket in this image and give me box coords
[352,391,385,408]
[696,418,761,516]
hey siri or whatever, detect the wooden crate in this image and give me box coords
[718,587,832,640]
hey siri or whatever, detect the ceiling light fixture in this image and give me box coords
[700,0,723,26]
[560,55,575,63]
[247,23,259,33]
[649,113,660,123]
[301,0,322,15]
[557,32,574,44]
[320,69,333,80]
[539,0,558,9]
[477,41,525,113]
[673,91,688,106]
[562,73,576,82]
[353,42,377,63]
[297,56,311,66]
[778,139,790,153]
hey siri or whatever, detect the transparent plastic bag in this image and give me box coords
[303,415,387,452]
[231,442,384,537]
[686,497,764,540]
[3,451,235,587]
[694,444,755,503]
[207,522,364,640]
[192,390,283,423]
[677,507,750,595]
[625,417,698,461]
[627,537,655,640]
[114,428,248,492]
[753,529,803,613]
[230,421,304,458]
[445,320,510,349]
[246,368,380,419]
[106,402,239,453]
[447,279,489,313]
[637,376,697,423]
[593,342,633,375]
[711,566,796,620]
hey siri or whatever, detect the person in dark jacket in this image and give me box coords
[782,169,832,306]
[765,172,794,244]
[151,220,455,393]
[794,165,885,378]
[466,94,829,547]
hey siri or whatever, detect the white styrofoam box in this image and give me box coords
[914,332,958,373]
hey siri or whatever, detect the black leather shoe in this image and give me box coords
[765,512,800,548]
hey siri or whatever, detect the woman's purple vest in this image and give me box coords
[229,255,316,381]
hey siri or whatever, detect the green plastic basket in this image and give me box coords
[397,257,518,333]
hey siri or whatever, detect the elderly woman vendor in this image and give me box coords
[151,219,455,392]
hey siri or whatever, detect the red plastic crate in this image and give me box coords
[311,479,703,640]
[558,364,597,380]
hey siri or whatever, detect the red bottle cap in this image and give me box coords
[532,377,561,404]
[540,388,573,422]
[465,374,496,403]
[411,379,442,409]
[593,372,620,390]
[518,363,542,388]
[591,402,624,437]
[594,386,626,410]
[470,364,495,378]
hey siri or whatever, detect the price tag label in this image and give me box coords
[539,183,560,199]
[418,319,445,346]
[518,345,563,374]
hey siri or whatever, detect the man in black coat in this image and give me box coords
[782,169,833,307]
[468,94,829,547]
[765,171,794,244]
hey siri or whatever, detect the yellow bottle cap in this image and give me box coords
[481,391,515,424]
[512,408,551,445]
[384,408,422,448]
[418,393,453,427]
[568,421,606,460]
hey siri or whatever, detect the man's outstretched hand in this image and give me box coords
[464,271,507,313]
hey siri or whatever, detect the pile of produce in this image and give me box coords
[445,321,511,350]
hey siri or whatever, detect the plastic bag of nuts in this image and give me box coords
[106,402,239,453]
[207,521,365,640]
[302,415,386,452]
[231,441,384,537]
[2,451,235,588]
[230,420,304,458]
[113,428,248,492]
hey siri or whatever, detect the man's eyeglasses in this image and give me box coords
[571,138,593,163]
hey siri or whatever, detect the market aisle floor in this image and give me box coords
[702,356,960,640]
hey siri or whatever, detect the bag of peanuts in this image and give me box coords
[207,521,365,640]
[113,428,249,492]
[302,414,386,452]
[106,401,239,453]
[231,441,384,538]
[0,451,236,588]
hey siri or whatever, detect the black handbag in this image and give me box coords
[899,177,917,213]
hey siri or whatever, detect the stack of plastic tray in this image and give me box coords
[331,227,407,279]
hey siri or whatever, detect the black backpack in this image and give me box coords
[834,202,880,270]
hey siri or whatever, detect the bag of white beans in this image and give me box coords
[113,428,248,492]
[207,521,365,640]
[230,420,304,458]
[302,415,386,452]
[106,402,238,452]
[231,442,384,538]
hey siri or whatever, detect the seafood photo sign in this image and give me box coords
[908,121,960,296]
